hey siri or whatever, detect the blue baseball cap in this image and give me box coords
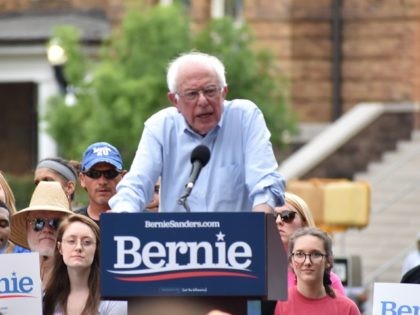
[81,142,123,172]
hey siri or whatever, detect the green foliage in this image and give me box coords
[7,174,35,210]
[45,5,296,166]
[46,5,190,166]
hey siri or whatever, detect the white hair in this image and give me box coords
[166,51,227,93]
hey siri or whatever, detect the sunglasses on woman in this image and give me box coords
[274,210,297,224]
[28,218,61,232]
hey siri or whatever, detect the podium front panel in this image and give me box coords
[101,212,269,298]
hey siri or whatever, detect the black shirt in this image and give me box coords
[74,206,100,226]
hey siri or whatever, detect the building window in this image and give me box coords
[225,0,243,18]
[160,0,191,8]
[211,0,243,20]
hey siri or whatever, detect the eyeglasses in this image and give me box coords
[61,238,96,249]
[176,85,222,102]
[28,218,61,232]
[291,251,326,264]
[83,169,120,180]
[274,210,297,224]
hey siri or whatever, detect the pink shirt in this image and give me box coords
[275,286,360,315]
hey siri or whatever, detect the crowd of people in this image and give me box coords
[0,51,377,315]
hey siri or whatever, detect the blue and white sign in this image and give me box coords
[0,252,42,315]
[372,282,420,315]
[101,212,267,298]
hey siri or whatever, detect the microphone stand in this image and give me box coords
[177,193,191,212]
[177,145,210,212]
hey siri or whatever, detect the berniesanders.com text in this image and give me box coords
[144,220,220,228]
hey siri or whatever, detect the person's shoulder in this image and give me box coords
[3,241,29,253]
[225,99,258,111]
[13,244,31,253]
[287,285,299,297]
[144,107,182,136]
[330,271,346,294]
[99,299,127,315]
[146,107,179,124]
[223,99,262,123]
[406,249,420,257]
[74,206,88,215]
[335,291,360,309]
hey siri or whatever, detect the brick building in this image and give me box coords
[187,0,420,124]
[0,0,419,175]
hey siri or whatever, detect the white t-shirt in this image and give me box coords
[54,300,127,315]
[401,250,420,276]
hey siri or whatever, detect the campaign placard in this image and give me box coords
[101,212,269,298]
[0,252,42,315]
[372,282,420,315]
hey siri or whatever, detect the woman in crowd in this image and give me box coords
[0,171,30,253]
[43,214,127,315]
[274,227,360,315]
[34,157,79,207]
[0,200,30,253]
[274,192,345,294]
[0,170,17,214]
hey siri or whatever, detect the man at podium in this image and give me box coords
[109,51,285,214]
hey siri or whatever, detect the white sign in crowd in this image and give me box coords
[372,282,420,315]
[0,253,42,315]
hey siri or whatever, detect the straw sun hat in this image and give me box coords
[10,181,73,249]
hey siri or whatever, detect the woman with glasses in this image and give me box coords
[274,192,345,294]
[274,227,360,315]
[43,214,127,315]
[9,181,73,286]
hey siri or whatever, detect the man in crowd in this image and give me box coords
[10,181,73,285]
[76,142,125,224]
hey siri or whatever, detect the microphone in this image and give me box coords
[178,145,211,211]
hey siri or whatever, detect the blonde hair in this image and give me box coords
[0,171,17,214]
[285,192,316,227]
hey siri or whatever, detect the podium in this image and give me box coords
[100,212,288,315]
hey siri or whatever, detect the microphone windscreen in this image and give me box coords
[190,145,211,166]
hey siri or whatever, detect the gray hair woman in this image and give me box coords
[34,157,79,204]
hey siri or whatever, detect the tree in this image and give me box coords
[45,4,296,167]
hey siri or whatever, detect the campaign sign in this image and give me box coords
[0,252,42,315]
[372,282,420,315]
[101,212,267,298]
